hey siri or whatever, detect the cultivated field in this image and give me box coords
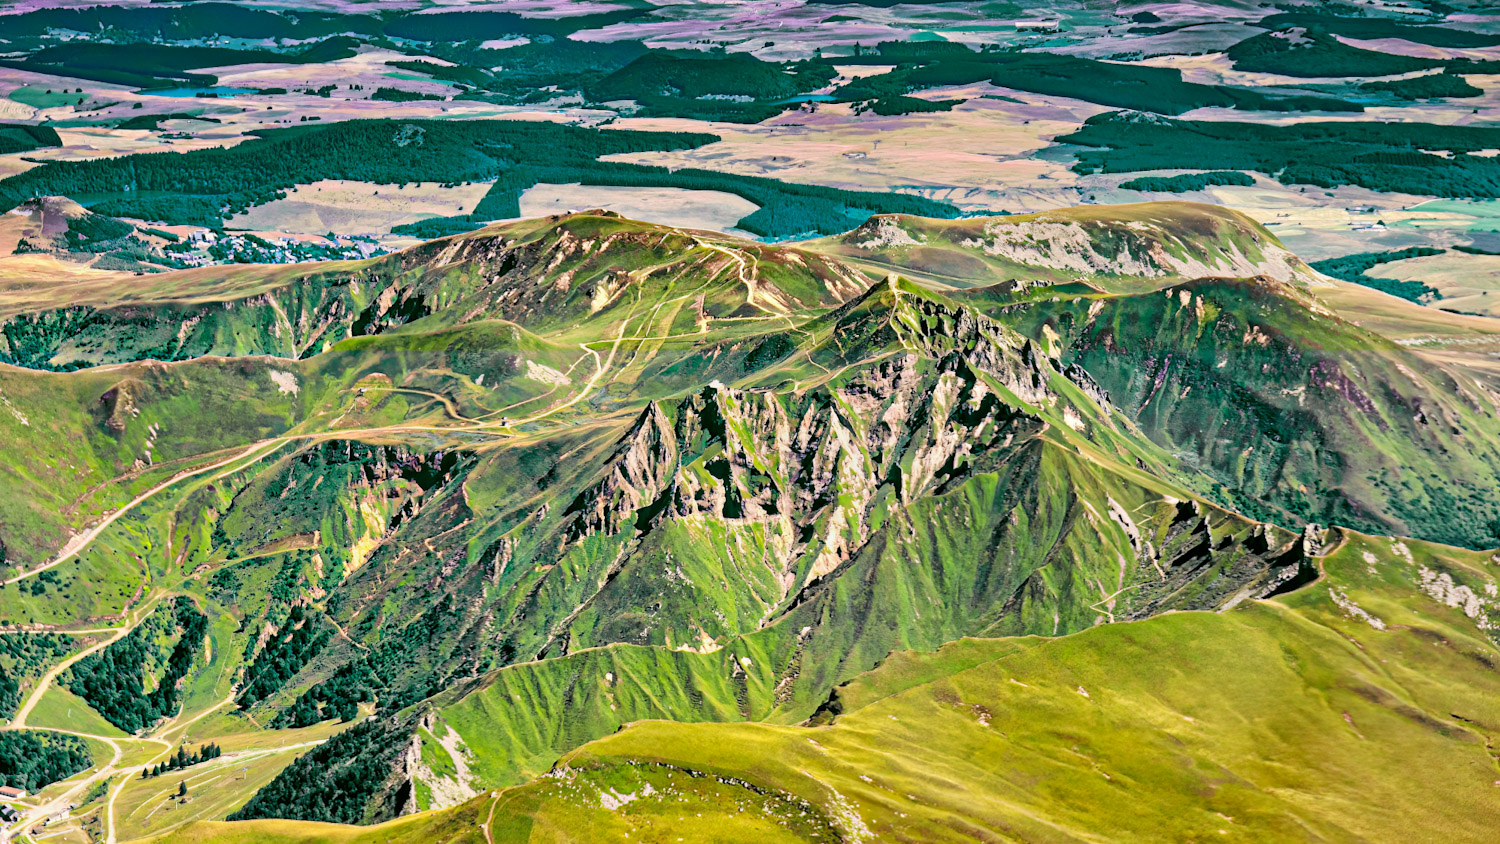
[229,180,493,235]
[516,183,760,234]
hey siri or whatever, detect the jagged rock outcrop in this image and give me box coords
[564,403,678,541]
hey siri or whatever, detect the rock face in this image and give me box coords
[565,402,679,542]
[512,277,1314,664]
[551,285,1088,624]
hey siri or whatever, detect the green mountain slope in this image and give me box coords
[151,529,1500,843]
[536,530,1500,843]
[981,275,1500,549]
[0,212,866,371]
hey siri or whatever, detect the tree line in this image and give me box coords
[228,717,409,824]
[141,743,223,779]
[1063,112,1500,200]
[1309,247,1446,303]
[237,605,332,709]
[0,633,74,718]
[0,118,960,241]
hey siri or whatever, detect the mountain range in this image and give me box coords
[3,201,1499,843]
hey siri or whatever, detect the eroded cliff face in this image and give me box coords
[543,297,1054,638]
[953,216,1307,285]
[419,218,867,322]
[832,202,1321,291]
[564,402,679,543]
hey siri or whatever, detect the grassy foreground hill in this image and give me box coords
[480,529,1500,843]
[0,203,1497,842]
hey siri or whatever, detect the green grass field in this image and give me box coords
[28,684,129,738]
[141,801,490,844]
[117,747,316,842]
[8,86,89,109]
